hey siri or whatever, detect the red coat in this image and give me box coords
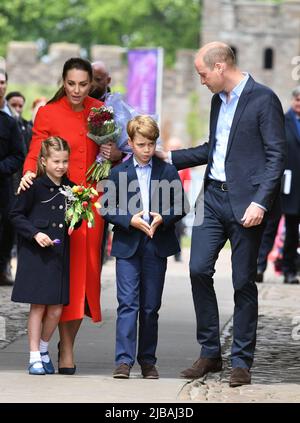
[23,95,105,322]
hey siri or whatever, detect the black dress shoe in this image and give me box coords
[0,272,14,286]
[229,367,251,387]
[58,365,76,375]
[180,357,222,379]
[284,273,299,284]
[255,271,264,283]
[57,342,76,374]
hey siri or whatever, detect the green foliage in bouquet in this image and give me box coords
[59,185,99,235]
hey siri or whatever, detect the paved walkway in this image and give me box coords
[1,249,300,403]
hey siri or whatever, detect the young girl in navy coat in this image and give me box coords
[10,136,74,375]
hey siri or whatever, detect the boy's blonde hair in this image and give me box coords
[37,136,70,177]
[127,115,159,141]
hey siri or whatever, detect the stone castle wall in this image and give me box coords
[201,0,300,112]
[4,41,197,145]
[3,1,300,145]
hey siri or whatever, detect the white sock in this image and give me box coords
[29,351,43,369]
[39,339,50,363]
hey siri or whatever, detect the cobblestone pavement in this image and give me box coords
[179,281,300,402]
[1,255,300,403]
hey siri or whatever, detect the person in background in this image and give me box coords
[255,194,281,283]
[0,69,13,117]
[6,91,32,153]
[0,70,25,285]
[0,110,24,285]
[281,87,300,284]
[90,61,112,103]
[167,137,191,262]
[90,61,126,265]
[90,61,124,163]
[30,97,47,125]
[6,91,32,203]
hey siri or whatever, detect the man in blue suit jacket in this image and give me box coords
[101,115,188,379]
[281,87,300,284]
[158,42,286,387]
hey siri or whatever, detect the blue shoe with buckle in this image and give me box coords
[28,361,46,375]
[40,352,55,374]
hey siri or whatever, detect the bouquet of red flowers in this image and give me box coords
[86,106,121,182]
[59,185,100,235]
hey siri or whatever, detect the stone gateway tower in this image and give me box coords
[201,0,300,111]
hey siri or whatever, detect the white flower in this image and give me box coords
[59,186,76,202]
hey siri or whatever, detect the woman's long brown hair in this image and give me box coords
[48,57,93,104]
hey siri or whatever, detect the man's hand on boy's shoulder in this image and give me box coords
[130,211,152,237]
[149,212,163,238]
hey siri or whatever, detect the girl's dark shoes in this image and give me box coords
[40,351,55,374]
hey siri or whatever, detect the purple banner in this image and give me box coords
[126,49,159,115]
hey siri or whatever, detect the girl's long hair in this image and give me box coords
[37,136,70,177]
[48,57,93,104]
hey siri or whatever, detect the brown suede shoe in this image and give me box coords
[113,363,130,379]
[229,367,251,387]
[180,357,222,379]
[141,364,159,379]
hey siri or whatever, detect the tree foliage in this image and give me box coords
[0,0,201,65]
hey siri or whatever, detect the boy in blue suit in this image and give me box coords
[101,115,188,379]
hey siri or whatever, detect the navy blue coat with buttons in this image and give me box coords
[10,174,74,305]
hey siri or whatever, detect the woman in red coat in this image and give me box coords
[20,58,105,373]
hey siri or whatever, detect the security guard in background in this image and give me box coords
[0,110,24,285]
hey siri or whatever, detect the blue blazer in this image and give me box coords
[172,76,286,223]
[101,155,188,258]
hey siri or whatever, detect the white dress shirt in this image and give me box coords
[209,73,249,181]
[133,156,152,222]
